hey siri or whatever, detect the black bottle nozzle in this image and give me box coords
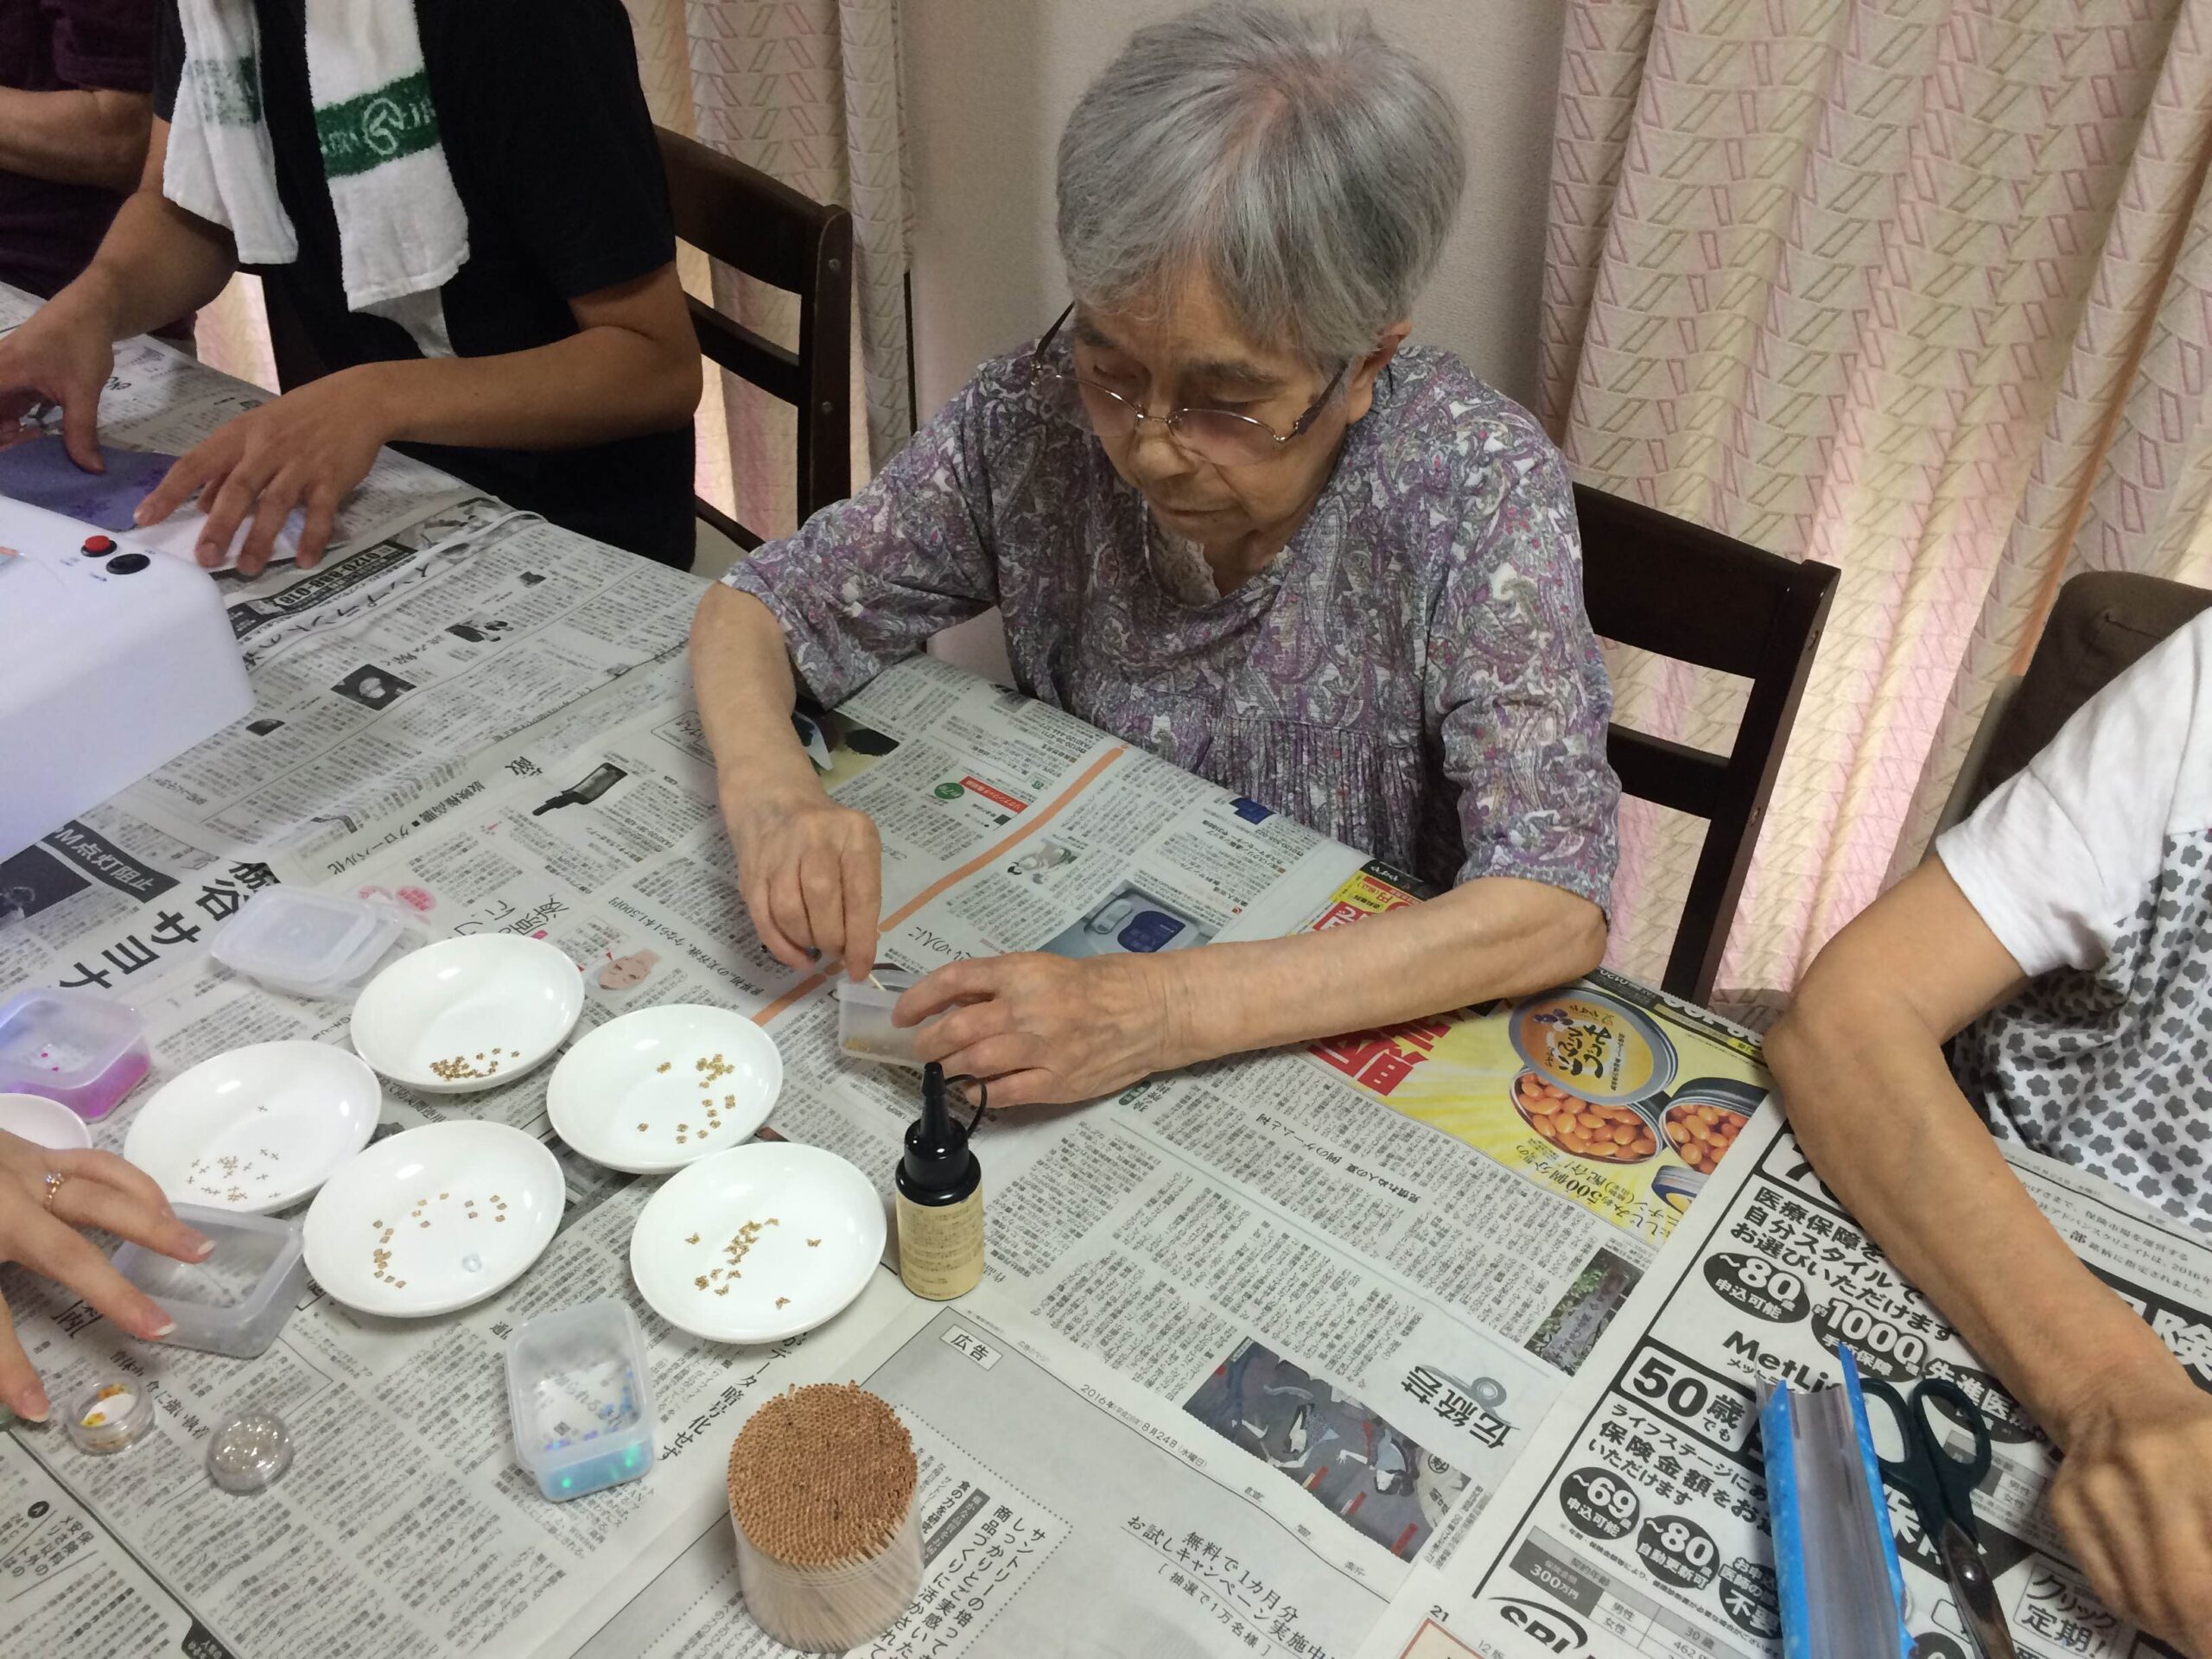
[900,1063,980,1200]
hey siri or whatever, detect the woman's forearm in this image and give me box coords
[691,585,824,814]
[1769,965,2177,1446]
[1157,876,1605,1068]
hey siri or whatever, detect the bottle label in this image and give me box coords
[897,1188,984,1300]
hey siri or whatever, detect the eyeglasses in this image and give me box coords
[1029,302,1346,467]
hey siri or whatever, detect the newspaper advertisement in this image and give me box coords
[1356,1103,2212,1659]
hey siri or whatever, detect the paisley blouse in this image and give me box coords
[725,340,1619,906]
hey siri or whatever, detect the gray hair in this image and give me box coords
[1056,1,1465,367]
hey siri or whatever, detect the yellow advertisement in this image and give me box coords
[1304,868,1770,1244]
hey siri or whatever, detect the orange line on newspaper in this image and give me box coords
[751,745,1131,1026]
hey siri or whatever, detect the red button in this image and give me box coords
[81,535,116,556]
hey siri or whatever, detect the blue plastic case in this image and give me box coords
[1760,1347,1911,1659]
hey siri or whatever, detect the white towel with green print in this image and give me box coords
[164,0,467,356]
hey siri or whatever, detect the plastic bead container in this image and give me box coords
[67,1377,152,1455]
[210,887,406,999]
[0,988,149,1121]
[506,1300,656,1502]
[111,1205,309,1359]
[835,968,928,1069]
[206,1410,294,1494]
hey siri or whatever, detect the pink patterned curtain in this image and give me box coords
[203,0,913,533]
[1547,0,2212,1011]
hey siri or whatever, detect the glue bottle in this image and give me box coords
[895,1063,983,1300]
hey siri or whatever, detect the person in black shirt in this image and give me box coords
[0,0,701,569]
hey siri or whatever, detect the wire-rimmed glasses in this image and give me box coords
[1029,302,1345,467]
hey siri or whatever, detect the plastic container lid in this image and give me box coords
[112,1205,309,1359]
[0,988,149,1122]
[210,887,406,999]
[506,1299,657,1502]
[206,1409,294,1493]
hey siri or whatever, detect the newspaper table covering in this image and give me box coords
[1355,1101,2212,1659]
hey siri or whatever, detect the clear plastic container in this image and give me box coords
[0,988,149,1121]
[210,887,407,999]
[835,967,932,1069]
[506,1299,656,1502]
[111,1205,308,1358]
[66,1376,152,1455]
[734,1500,921,1652]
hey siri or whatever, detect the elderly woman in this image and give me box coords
[692,0,1619,1108]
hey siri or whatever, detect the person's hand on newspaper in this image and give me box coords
[0,1130,213,1423]
[2047,1351,2212,1656]
[135,367,390,575]
[725,781,883,981]
[898,952,1182,1108]
[0,296,115,469]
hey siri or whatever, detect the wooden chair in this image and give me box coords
[656,125,854,551]
[1575,484,1840,1005]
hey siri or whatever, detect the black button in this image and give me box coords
[81,535,115,557]
[105,553,150,575]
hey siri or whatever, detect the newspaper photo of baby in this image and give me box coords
[1182,1340,1469,1560]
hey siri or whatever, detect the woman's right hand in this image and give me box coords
[723,780,883,978]
[2046,1352,2212,1656]
[2,1130,213,1423]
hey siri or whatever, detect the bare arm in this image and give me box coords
[1160,879,1603,1065]
[0,86,149,191]
[136,257,702,570]
[693,584,882,976]
[53,117,239,341]
[1769,858,2212,1652]
[368,264,702,451]
[0,119,237,467]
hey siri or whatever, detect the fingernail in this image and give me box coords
[149,1319,177,1339]
[15,1389,48,1423]
[132,504,149,524]
[188,1233,215,1260]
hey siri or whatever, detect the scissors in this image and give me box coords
[1860,1376,2018,1659]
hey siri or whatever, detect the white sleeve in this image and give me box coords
[1934,612,2211,977]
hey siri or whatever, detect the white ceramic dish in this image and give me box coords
[349,937,584,1094]
[630,1142,884,1344]
[303,1121,563,1317]
[124,1041,381,1214]
[547,1004,783,1175]
[0,1090,93,1152]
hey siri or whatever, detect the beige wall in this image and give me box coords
[901,0,1569,420]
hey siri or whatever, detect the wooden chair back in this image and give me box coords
[1575,484,1840,1003]
[656,125,855,550]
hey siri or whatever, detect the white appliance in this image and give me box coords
[0,495,252,864]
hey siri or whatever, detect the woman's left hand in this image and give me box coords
[136,365,393,574]
[899,952,1188,1108]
